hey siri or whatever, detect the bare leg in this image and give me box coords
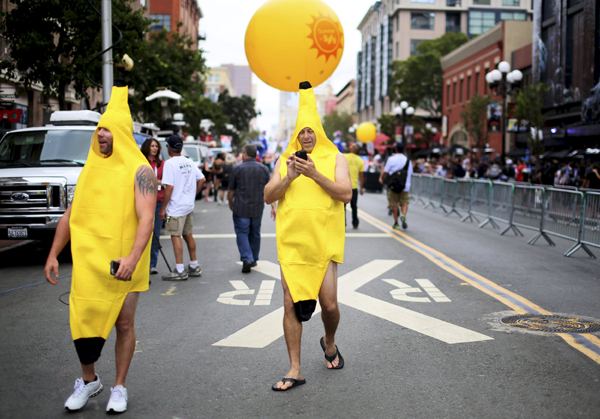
[319,261,341,368]
[182,233,197,261]
[81,363,96,382]
[171,236,183,264]
[392,205,399,224]
[400,204,408,216]
[114,292,140,387]
[274,270,303,390]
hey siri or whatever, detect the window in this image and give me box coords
[473,0,491,4]
[410,39,424,56]
[542,0,557,21]
[567,0,583,7]
[500,12,526,21]
[215,74,220,82]
[447,84,451,106]
[395,41,399,58]
[395,15,399,32]
[467,75,471,100]
[502,0,520,5]
[459,79,463,103]
[475,72,480,95]
[447,0,460,6]
[446,12,461,33]
[411,0,435,3]
[149,14,171,32]
[411,13,435,30]
[565,12,585,101]
[453,82,457,105]
[468,11,496,36]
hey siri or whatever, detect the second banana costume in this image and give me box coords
[276,82,345,321]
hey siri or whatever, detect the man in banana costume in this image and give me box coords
[264,81,352,391]
[44,84,157,413]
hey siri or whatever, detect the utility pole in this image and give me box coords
[101,0,113,107]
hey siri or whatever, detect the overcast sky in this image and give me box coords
[200,0,375,138]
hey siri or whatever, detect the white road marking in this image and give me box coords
[236,260,281,279]
[217,281,255,306]
[416,279,451,302]
[255,280,276,305]
[214,260,492,348]
[383,279,430,303]
[160,233,390,239]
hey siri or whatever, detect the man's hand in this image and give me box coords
[286,155,300,180]
[159,207,167,221]
[294,155,318,179]
[360,187,365,195]
[44,256,59,285]
[271,204,277,221]
[114,255,137,281]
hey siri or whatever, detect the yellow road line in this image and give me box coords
[358,208,600,366]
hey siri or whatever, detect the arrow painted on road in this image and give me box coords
[213,260,492,348]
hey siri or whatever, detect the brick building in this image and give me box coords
[440,20,532,155]
[149,0,202,49]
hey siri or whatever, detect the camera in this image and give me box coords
[295,150,308,160]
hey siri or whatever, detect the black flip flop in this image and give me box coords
[272,377,306,391]
[319,336,345,369]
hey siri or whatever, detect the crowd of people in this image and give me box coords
[408,153,600,190]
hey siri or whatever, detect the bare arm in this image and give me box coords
[264,157,298,205]
[359,171,365,194]
[295,153,352,204]
[115,165,157,281]
[159,185,174,221]
[227,189,234,211]
[43,205,72,285]
[196,178,205,195]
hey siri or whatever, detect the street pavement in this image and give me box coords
[1,191,600,418]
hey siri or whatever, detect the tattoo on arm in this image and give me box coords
[136,166,158,198]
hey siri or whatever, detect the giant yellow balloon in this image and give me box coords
[245,0,344,92]
[356,122,376,143]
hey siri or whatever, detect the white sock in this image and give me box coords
[176,264,184,273]
[189,261,198,268]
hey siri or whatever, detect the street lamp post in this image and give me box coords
[485,61,522,162]
[393,101,415,145]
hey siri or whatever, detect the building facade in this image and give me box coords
[336,79,358,122]
[440,20,532,154]
[221,64,255,98]
[532,0,600,149]
[148,0,202,49]
[205,67,236,102]
[356,0,533,126]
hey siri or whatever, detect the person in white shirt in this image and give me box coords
[379,143,413,230]
[159,135,205,280]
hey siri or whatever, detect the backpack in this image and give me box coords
[386,159,410,193]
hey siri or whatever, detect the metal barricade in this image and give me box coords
[489,182,521,236]
[512,185,554,246]
[439,179,461,217]
[539,188,586,257]
[455,179,472,221]
[565,192,600,258]
[470,179,497,229]
[419,174,433,207]
[410,174,427,205]
[424,176,443,210]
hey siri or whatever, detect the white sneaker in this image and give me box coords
[64,376,103,411]
[106,385,128,413]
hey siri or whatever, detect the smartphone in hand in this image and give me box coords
[295,150,308,160]
[110,260,120,276]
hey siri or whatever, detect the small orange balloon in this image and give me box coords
[356,123,377,143]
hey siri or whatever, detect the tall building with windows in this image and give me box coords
[148,0,203,49]
[532,0,600,149]
[356,0,533,124]
[205,67,235,102]
[221,64,255,98]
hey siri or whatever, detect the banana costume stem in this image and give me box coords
[276,82,345,322]
[69,86,151,364]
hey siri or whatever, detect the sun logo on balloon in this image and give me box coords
[306,12,344,62]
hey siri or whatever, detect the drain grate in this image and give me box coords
[498,314,600,333]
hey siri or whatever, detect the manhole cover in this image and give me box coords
[498,314,600,333]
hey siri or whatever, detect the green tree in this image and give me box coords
[128,26,208,126]
[513,83,550,156]
[179,91,228,139]
[460,93,490,152]
[0,0,150,109]
[390,32,468,117]
[216,89,258,146]
[376,113,397,141]
[322,110,354,144]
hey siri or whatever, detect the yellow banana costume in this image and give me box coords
[277,82,345,321]
[69,86,151,364]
